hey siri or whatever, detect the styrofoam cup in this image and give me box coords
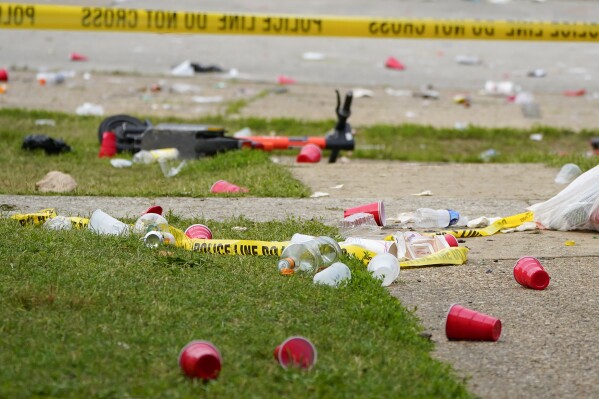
[88,209,131,236]
[367,253,400,287]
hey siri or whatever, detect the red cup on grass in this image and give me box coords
[185,224,213,239]
[296,144,322,163]
[343,201,385,227]
[179,340,222,380]
[210,180,249,194]
[273,336,317,369]
[444,234,459,247]
[98,131,117,158]
[445,304,502,341]
[143,206,163,216]
[513,257,550,290]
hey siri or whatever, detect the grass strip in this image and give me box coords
[0,215,472,398]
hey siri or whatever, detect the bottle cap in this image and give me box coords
[278,258,295,271]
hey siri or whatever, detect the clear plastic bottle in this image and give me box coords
[414,208,466,229]
[278,236,341,274]
[36,72,66,86]
[132,148,179,164]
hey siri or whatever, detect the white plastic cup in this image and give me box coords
[555,163,582,184]
[367,253,400,287]
[88,209,131,236]
[342,237,397,256]
[313,262,351,287]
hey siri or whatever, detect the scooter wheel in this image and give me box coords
[97,114,147,143]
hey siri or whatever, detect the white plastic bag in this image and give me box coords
[528,165,599,231]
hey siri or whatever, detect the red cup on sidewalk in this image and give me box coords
[444,234,459,247]
[70,52,88,61]
[98,131,117,158]
[0,68,8,82]
[513,257,550,290]
[210,180,249,194]
[179,340,222,380]
[185,224,213,239]
[273,336,317,369]
[445,304,502,341]
[343,201,385,227]
[296,144,322,163]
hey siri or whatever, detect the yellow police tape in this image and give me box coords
[1,3,598,42]
[443,211,534,238]
[10,209,468,268]
[10,208,89,229]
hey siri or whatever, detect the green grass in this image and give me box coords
[0,215,472,399]
[1,108,598,197]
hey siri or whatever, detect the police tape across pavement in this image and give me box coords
[1,3,598,42]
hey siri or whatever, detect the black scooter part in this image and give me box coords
[97,114,148,143]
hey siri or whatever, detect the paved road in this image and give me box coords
[2,0,598,93]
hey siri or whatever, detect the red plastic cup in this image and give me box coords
[277,75,296,85]
[210,180,249,194]
[343,201,385,227]
[143,206,163,216]
[98,131,117,158]
[185,224,213,239]
[273,336,317,369]
[385,56,406,70]
[179,340,222,380]
[444,234,459,247]
[445,304,502,341]
[513,257,550,290]
[70,52,88,61]
[0,68,8,82]
[296,144,322,163]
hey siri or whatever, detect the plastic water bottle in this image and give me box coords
[414,208,466,229]
[132,148,179,164]
[278,236,341,274]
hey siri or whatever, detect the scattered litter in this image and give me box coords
[453,94,471,107]
[529,133,543,141]
[171,61,222,76]
[76,102,104,116]
[480,148,498,162]
[467,216,501,228]
[159,159,187,178]
[170,83,202,94]
[110,159,133,168]
[0,68,8,82]
[297,144,322,163]
[352,88,374,98]
[233,127,252,138]
[454,122,469,130]
[484,80,518,96]
[554,163,582,184]
[44,215,72,230]
[302,52,325,61]
[277,75,296,85]
[35,171,77,193]
[210,180,249,194]
[385,88,412,97]
[83,72,92,80]
[414,84,439,99]
[36,72,66,86]
[35,119,56,127]
[385,56,405,70]
[133,148,179,164]
[405,111,418,119]
[411,190,433,196]
[455,55,481,65]
[565,240,576,246]
[310,192,329,198]
[69,52,88,61]
[22,134,71,155]
[330,184,344,189]
[0,84,6,94]
[501,221,538,233]
[563,89,586,97]
[527,68,546,78]
[231,226,248,232]
[528,164,599,231]
[192,96,223,104]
